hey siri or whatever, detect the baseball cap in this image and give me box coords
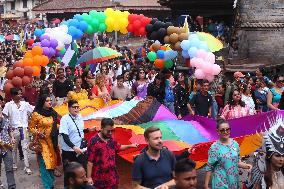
[234,71,245,78]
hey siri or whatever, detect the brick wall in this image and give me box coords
[237,0,284,65]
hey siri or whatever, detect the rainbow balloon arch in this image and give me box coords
[4,8,222,95]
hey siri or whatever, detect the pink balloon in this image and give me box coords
[190,58,198,67]
[205,52,215,64]
[194,69,205,79]
[194,58,203,69]
[205,74,215,82]
[212,64,222,75]
[196,49,208,60]
[202,62,213,73]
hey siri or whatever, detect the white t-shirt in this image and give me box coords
[59,114,84,151]
[3,100,34,128]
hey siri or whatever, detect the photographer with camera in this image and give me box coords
[59,100,97,185]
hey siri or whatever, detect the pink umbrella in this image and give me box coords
[51,18,61,24]
[5,35,14,41]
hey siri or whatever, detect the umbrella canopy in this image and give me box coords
[78,47,122,66]
[196,32,223,52]
[5,35,14,41]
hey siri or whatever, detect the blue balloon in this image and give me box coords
[60,21,69,26]
[190,38,200,47]
[78,21,88,32]
[182,50,190,58]
[73,14,83,21]
[188,47,198,58]
[180,40,191,50]
[189,33,198,41]
[157,50,165,59]
[34,29,42,37]
[199,41,209,51]
[68,19,80,28]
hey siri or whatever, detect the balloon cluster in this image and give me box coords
[104,8,129,34]
[44,25,72,50]
[127,14,151,36]
[164,26,188,51]
[147,42,178,69]
[22,46,49,77]
[180,34,221,81]
[145,19,173,43]
[4,62,34,94]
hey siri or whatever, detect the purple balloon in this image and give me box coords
[50,39,58,49]
[40,35,50,41]
[32,42,41,48]
[42,47,50,56]
[49,48,56,57]
[41,39,50,47]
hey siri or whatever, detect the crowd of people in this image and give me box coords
[0,20,283,189]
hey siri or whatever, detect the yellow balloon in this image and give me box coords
[105,17,114,27]
[106,26,113,32]
[120,18,128,27]
[123,11,130,18]
[105,8,114,16]
[120,29,128,35]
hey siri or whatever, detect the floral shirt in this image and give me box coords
[221,104,249,120]
[206,139,240,189]
[87,134,121,189]
[0,118,14,155]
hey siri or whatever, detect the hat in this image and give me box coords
[234,71,245,78]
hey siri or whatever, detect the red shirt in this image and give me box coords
[87,134,121,189]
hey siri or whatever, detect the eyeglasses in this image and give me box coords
[219,128,231,134]
[71,106,80,109]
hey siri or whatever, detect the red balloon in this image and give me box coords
[6,70,14,80]
[13,61,23,69]
[154,59,165,69]
[22,76,31,86]
[27,39,34,46]
[138,27,146,36]
[126,24,134,32]
[3,82,14,94]
[24,66,34,77]
[141,17,151,26]
[128,14,138,23]
[133,20,142,30]
[13,67,25,77]
[11,77,22,87]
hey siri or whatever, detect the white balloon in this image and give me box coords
[64,35,72,44]
[59,25,68,33]
[57,41,64,49]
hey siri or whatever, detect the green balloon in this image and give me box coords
[60,48,66,54]
[89,10,98,18]
[91,19,99,29]
[97,12,106,23]
[147,52,157,62]
[86,25,94,34]
[164,59,173,69]
[98,23,107,32]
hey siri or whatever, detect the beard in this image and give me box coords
[149,142,163,152]
[73,183,88,189]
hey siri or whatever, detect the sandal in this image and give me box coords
[54,168,62,177]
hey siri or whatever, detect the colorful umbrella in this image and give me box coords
[196,32,223,52]
[78,47,122,66]
[5,35,14,41]
[0,35,4,42]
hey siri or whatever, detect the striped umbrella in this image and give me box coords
[78,47,122,66]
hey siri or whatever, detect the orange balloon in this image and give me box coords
[32,66,41,77]
[24,52,33,59]
[41,55,49,66]
[13,61,23,69]
[33,55,42,66]
[22,76,31,86]
[154,59,164,69]
[31,46,43,56]
[6,70,14,80]
[23,58,33,67]
[160,46,167,51]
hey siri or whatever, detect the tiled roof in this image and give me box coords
[33,0,115,12]
[33,0,169,12]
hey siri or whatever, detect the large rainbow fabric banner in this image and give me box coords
[74,97,283,168]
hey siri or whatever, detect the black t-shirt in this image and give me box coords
[53,79,73,98]
[190,92,213,117]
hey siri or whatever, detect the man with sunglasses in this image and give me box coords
[60,100,97,178]
[86,118,138,189]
